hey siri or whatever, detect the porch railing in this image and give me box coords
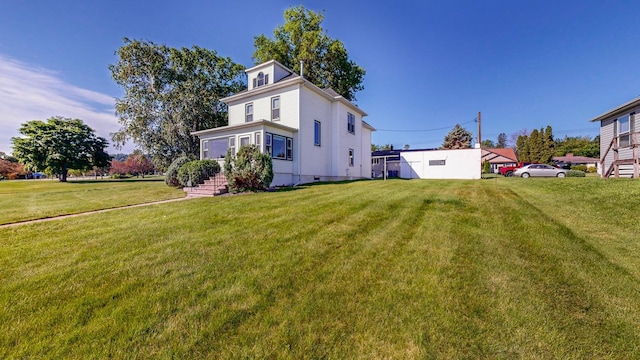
[601,132,640,178]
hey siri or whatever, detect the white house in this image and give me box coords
[590,96,640,178]
[192,60,374,186]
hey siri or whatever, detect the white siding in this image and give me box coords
[400,149,481,179]
[298,86,333,181]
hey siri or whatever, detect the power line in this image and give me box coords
[376,119,476,132]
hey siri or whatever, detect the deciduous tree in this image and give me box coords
[11,117,110,182]
[441,124,473,149]
[253,6,365,101]
[110,39,246,168]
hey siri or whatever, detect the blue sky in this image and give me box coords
[2,0,639,154]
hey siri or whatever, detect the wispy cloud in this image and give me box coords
[0,54,131,154]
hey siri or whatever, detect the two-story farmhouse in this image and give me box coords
[192,60,374,186]
[590,96,640,178]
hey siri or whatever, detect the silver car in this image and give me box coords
[514,164,567,178]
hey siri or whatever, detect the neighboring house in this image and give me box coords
[552,153,599,169]
[481,148,518,173]
[192,60,374,186]
[400,147,482,179]
[590,96,640,178]
[371,149,401,178]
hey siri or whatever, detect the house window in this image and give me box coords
[314,120,321,146]
[619,115,631,148]
[240,136,251,148]
[272,135,286,159]
[252,71,270,88]
[202,140,208,159]
[347,113,355,134]
[348,148,354,166]
[266,133,272,155]
[255,132,261,151]
[429,160,446,166]
[209,138,229,158]
[229,137,236,156]
[372,158,380,165]
[271,97,280,120]
[265,133,293,160]
[245,103,253,122]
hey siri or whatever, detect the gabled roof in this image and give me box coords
[590,96,640,122]
[482,148,518,163]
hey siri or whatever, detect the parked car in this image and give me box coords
[514,164,567,178]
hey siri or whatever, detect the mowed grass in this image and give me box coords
[1,178,640,358]
[0,177,185,225]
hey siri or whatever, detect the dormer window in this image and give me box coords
[252,72,269,88]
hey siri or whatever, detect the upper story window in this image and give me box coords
[271,96,280,121]
[618,114,631,147]
[314,120,321,146]
[245,103,253,122]
[347,113,355,134]
[252,72,269,88]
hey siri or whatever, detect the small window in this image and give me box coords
[240,136,251,148]
[266,133,272,155]
[255,132,262,152]
[429,160,446,166]
[619,115,631,148]
[271,97,280,121]
[347,113,355,134]
[314,120,321,146]
[286,138,293,160]
[257,72,265,87]
[245,103,253,122]
[229,137,236,156]
[202,140,209,159]
[348,148,354,166]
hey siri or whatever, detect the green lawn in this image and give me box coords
[0,177,185,225]
[1,178,639,358]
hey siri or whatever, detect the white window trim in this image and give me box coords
[348,148,354,167]
[347,113,355,134]
[245,103,253,123]
[314,120,321,146]
[271,96,280,121]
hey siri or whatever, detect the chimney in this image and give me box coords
[300,60,304,78]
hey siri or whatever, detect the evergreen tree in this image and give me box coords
[441,124,473,149]
[496,133,507,148]
[516,135,529,162]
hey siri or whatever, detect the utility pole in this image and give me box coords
[477,111,482,147]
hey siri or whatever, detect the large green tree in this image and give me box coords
[555,136,600,158]
[441,124,473,149]
[110,38,246,169]
[11,117,110,182]
[253,6,365,102]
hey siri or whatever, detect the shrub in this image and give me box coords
[483,160,490,174]
[566,170,586,177]
[224,145,273,193]
[177,160,221,187]
[571,165,588,172]
[587,166,598,173]
[165,156,192,187]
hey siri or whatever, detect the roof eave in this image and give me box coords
[590,96,640,122]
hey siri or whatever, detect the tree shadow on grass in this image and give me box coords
[67,177,165,184]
